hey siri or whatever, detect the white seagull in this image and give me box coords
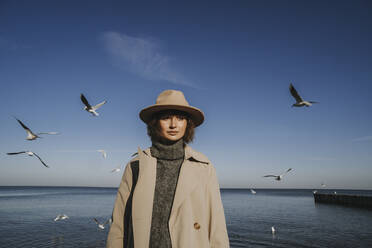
[271,226,276,234]
[15,118,58,140]
[54,214,69,221]
[289,83,318,107]
[97,149,107,159]
[263,168,292,181]
[250,189,256,194]
[93,218,111,230]
[80,93,107,116]
[321,182,326,188]
[7,151,49,168]
[313,190,318,194]
[111,165,123,173]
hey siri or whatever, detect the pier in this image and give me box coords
[314,193,372,209]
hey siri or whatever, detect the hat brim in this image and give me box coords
[139,104,204,127]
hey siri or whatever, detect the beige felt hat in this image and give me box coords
[139,90,204,126]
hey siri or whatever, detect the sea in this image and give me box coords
[0,187,371,248]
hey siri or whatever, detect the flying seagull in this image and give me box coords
[54,214,69,221]
[97,149,107,159]
[6,151,49,168]
[250,189,256,194]
[111,164,123,173]
[111,167,121,173]
[15,118,58,140]
[93,218,111,230]
[80,93,107,116]
[263,168,292,181]
[289,83,318,107]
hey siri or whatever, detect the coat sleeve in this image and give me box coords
[207,164,230,248]
[106,162,133,248]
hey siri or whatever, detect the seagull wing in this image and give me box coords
[32,153,49,168]
[16,118,36,136]
[80,94,92,109]
[92,100,107,110]
[309,101,319,104]
[103,219,111,225]
[263,175,278,178]
[16,118,31,131]
[97,150,107,158]
[7,151,27,155]
[289,83,303,103]
[279,168,292,177]
[93,218,100,225]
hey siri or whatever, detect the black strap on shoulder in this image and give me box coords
[123,160,139,248]
[188,156,209,165]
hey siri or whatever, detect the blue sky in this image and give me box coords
[1,0,371,189]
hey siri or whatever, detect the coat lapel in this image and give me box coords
[132,147,157,248]
[169,146,208,225]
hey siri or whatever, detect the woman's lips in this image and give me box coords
[167,131,178,135]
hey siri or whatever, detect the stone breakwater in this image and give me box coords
[314,193,372,209]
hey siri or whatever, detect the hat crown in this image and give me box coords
[156,90,189,106]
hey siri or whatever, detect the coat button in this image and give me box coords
[194,222,200,230]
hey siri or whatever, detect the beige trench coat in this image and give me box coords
[106,145,230,248]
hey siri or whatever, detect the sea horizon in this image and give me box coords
[1,185,372,191]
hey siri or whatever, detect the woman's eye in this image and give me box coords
[177,115,185,120]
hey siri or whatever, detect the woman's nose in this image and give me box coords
[169,116,177,127]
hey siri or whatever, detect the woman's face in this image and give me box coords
[158,112,188,142]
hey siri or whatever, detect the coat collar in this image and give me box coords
[141,144,209,165]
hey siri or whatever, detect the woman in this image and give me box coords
[107,90,229,248]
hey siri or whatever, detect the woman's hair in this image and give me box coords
[147,110,195,144]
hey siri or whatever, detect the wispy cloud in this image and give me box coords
[102,31,197,88]
[352,136,372,142]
